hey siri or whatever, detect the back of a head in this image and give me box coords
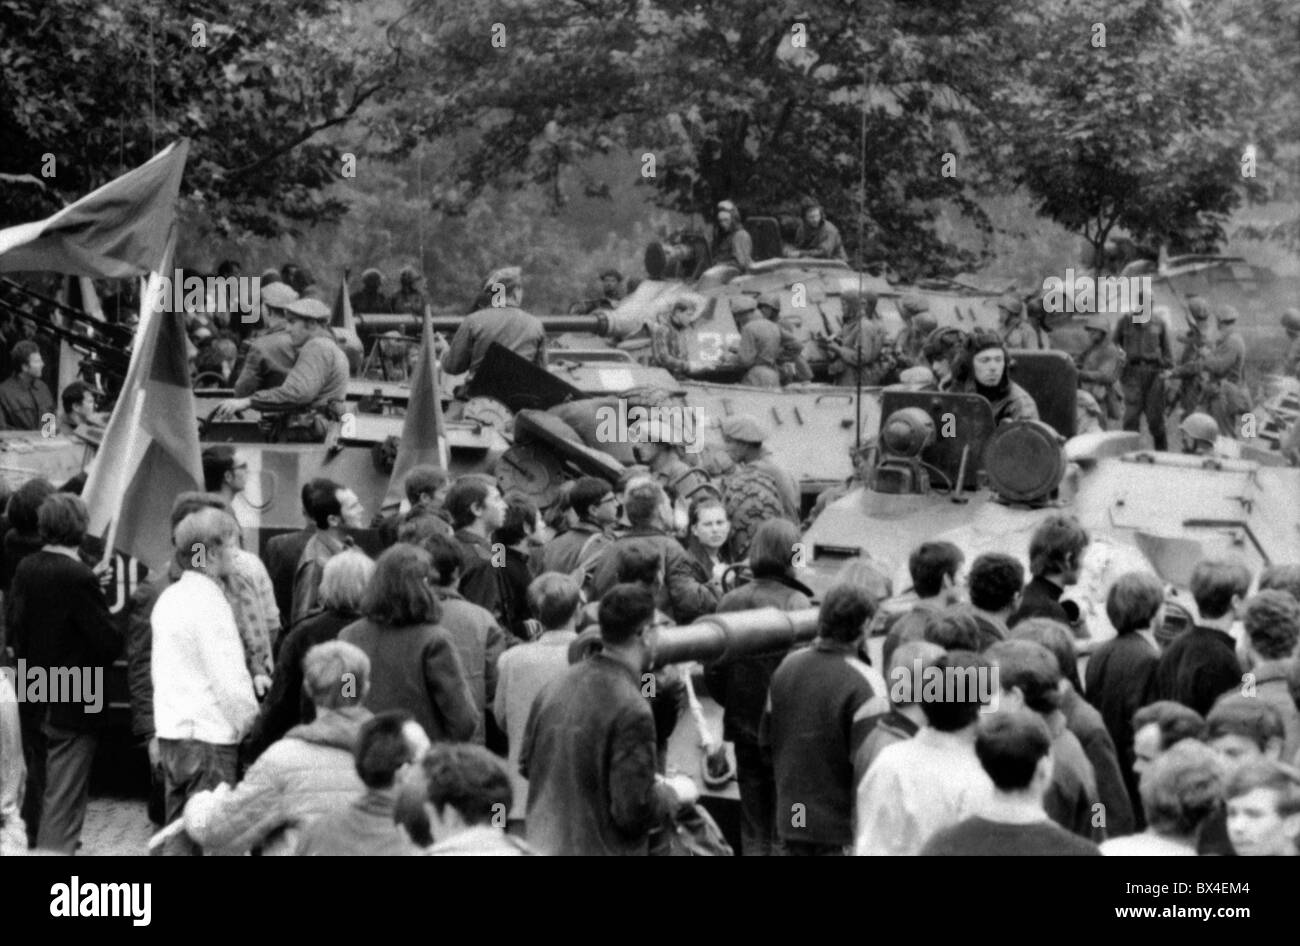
[444,475,494,529]
[748,518,801,577]
[1105,571,1165,634]
[362,543,440,628]
[494,497,538,547]
[615,540,662,586]
[1259,564,1300,608]
[1206,693,1284,753]
[304,477,344,530]
[173,507,230,572]
[908,541,964,598]
[834,558,893,603]
[597,583,656,646]
[1189,558,1252,620]
[355,711,416,790]
[169,491,230,533]
[1027,515,1089,579]
[404,465,449,506]
[928,606,982,652]
[818,583,876,644]
[303,639,371,711]
[623,480,665,528]
[976,710,1053,792]
[417,532,463,586]
[201,445,237,493]
[8,477,55,535]
[420,743,513,827]
[1140,739,1224,839]
[887,640,944,708]
[1132,700,1206,749]
[527,572,582,631]
[1010,617,1081,693]
[968,553,1024,612]
[986,639,1061,716]
[1243,590,1300,661]
[569,476,611,521]
[882,607,945,670]
[920,650,991,732]
[319,549,375,614]
[37,492,89,548]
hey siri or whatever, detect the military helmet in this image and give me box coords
[995,292,1023,315]
[1187,296,1213,322]
[1281,307,1300,332]
[1179,412,1219,445]
[757,291,781,314]
[898,293,929,316]
[400,265,421,285]
[730,294,758,316]
[1217,305,1240,324]
[719,414,767,444]
[911,312,938,335]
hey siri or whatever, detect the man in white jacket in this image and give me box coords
[152,507,258,854]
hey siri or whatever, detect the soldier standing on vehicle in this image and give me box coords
[996,292,1042,350]
[232,280,300,397]
[892,294,936,370]
[1114,305,1174,450]
[646,295,703,377]
[391,267,428,317]
[1167,296,1213,418]
[756,291,811,384]
[789,197,847,261]
[825,289,887,388]
[350,268,392,314]
[213,298,350,437]
[720,415,801,523]
[441,266,546,383]
[1198,305,1249,438]
[712,201,755,274]
[720,295,782,388]
[1281,308,1300,379]
[1075,315,1124,429]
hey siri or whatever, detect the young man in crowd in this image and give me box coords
[1225,760,1300,856]
[852,640,945,787]
[539,476,617,581]
[419,744,534,856]
[921,710,1101,856]
[1156,558,1249,715]
[1010,515,1089,631]
[290,477,365,626]
[966,552,1023,649]
[444,473,508,583]
[1240,590,1300,762]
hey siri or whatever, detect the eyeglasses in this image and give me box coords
[598,495,618,506]
[232,463,249,471]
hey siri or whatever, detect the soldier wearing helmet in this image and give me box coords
[350,268,392,314]
[892,293,935,370]
[1167,295,1214,417]
[952,330,1040,425]
[442,266,547,382]
[1281,307,1300,379]
[391,266,428,316]
[1179,412,1240,459]
[790,197,847,261]
[1197,305,1249,438]
[1075,314,1124,427]
[996,292,1043,350]
[824,288,887,388]
[718,295,782,388]
[1113,301,1174,450]
[712,200,755,273]
[757,291,811,383]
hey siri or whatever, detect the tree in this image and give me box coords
[380,0,1031,279]
[0,0,404,236]
[989,0,1266,273]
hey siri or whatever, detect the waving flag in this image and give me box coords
[382,308,448,509]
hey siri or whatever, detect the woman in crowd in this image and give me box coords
[684,495,732,586]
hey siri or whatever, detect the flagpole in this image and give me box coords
[99,385,147,565]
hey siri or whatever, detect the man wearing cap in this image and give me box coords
[893,294,936,370]
[1280,308,1300,380]
[1198,305,1249,437]
[825,289,887,388]
[391,267,428,317]
[442,267,546,382]
[712,201,755,273]
[1075,315,1124,428]
[647,295,702,376]
[350,268,392,314]
[720,295,782,388]
[720,415,800,521]
[1113,304,1174,450]
[1167,296,1214,417]
[790,198,847,261]
[233,281,300,398]
[214,297,350,427]
[57,380,103,438]
[953,331,1039,425]
[996,293,1042,350]
[758,291,811,383]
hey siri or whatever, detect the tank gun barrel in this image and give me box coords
[647,606,820,669]
[354,312,610,338]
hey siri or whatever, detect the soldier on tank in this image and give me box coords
[1167,296,1214,417]
[1075,314,1124,428]
[1179,412,1241,459]
[1281,307,1300,380]
[719,415,800,523]
[390,267,428,316]
[233,281,299,397]
[712,200,755,274]
[824,289,887,387]
[892,293,937,370]
[645,294,704,377]
[789,197,847,261]
[719,295,782,388]
[442,266,547,383]
[923,325,969,390]
[952,330,1039,425]
[1114,304,1174,450]
[996,292,1043,350]
[1196,305,1249,438]
[349,268,392,314]
[756,291,811,384]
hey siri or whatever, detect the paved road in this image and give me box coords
[80,795,154,856]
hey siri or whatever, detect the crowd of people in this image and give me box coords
[0,437,1297,857]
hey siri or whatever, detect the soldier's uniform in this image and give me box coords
[1281,308,1300,379]
[391,267,428,316]
[719,415,801,522]
[712,201,754,272]
[1076,316,1124,426]
[792,219,847,261]
[442,267,547,381]
[648,319,690,375]
[656,453,715,506]
[997,293,1042,349]
[829,291,887,387]
[1114,310,1174,450]
[249,298,351,440]
[1200,308,1248,438]
[757,292,810,384]
[1168,299,1213,416]
[233,282,300,398]
[350,269,392,313]
[724,297,782,388]
[892,295,933,370]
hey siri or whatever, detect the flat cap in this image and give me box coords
[720,414,767,444]
[898,293,930,316]
[483,266,522,293]
[731,294,758,316]
[285,297,332,321]
[1187,296,1213,321]
[260,281,299,310]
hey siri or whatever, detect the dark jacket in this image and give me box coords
[124,565,180,740]
[1009,576,1072,628]
[294,789,415,856]
[0,374,55,430]
[339,618,478,743]
[703,573,813,745]
[246,607,359,761]
[0,529,43,594]
[589,528,720,624]
[519,653,676,855]
[461,545,532,641]
[1155,625,1242,717]
[263,527,315,637]
[7,550,121,732]
[762,639,882,846]
[1062,687,1135,838]
[1084,632,1159,826]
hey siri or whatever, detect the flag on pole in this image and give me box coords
[0,140,189,278]
[82,228,203,569]
[382,308,448,509]
[331,269,356,336]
